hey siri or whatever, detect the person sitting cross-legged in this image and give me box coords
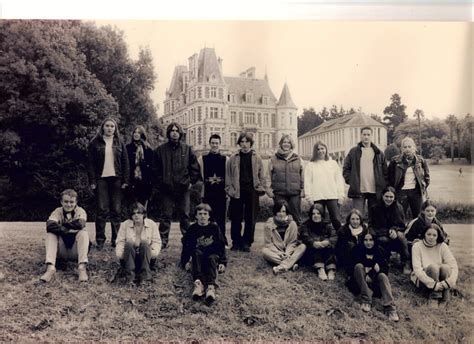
[115,202,161,285]
[180,203,227,304]
[40,189,90,283]
[262,199,306,275]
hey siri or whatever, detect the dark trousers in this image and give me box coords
[352,193,377,220]
[304,246,337,270]
[204,191,228,245]
[229,189,259,248]
[274,193,302,226]
[159,189,190,246]
[376,233,410,263]
[315,199,341,230]
[399,188,423,219]
[96,177,122,245]
[192,249,219,286]
[353,264,395,308]
[121,241,152,279]
[129,180,152,208]
[336,241,357,275]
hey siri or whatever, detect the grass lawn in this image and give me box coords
[0,222,472,342]
[426,162,473,204]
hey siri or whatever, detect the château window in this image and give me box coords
[205,87,209,99]
[218,88,224,100]
[245,93,253,103]
[271,113,276,128]
[231,132,237,145]
[262,96,268,105]
[230,94,236,103]
[231,111,237,124]
[245,112,255,124]
[197,107,202,122]
[263,113,269,127]
[197,87,202,98]
[211,87,217,98]
[210,107,218,119]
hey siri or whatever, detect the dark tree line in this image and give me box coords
[0,20,160,220]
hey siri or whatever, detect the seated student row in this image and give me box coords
[40,188,457,313]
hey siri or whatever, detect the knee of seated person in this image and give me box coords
[139,240,150,248]
[75,230,89,240]
[207,254,219,263]
[396,231,406,239]
[298,243,307,251]
[124,241,135,250]
[377,272,389,281]
[354,263,365,271]
[425,264,440,273]
[439,264,451,275]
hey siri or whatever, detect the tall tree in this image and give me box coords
[0,20,158,220]
[413,109,424,154]
[445,114,458,163]
[297,107,323,136]
[383,93,407,143]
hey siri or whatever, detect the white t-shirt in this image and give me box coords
[359,147,375,193]
[101,136,116,177]
[402,167,417,190]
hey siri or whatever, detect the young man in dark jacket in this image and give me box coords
[153,122,202,249]
[343,127,388,219]
[197,134,229,245]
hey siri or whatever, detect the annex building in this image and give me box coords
[161,48,298,156]
[298,112,387,162]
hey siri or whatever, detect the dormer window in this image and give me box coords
[210,74,216,81]
[245,92,253,103]
[262,96,268,105]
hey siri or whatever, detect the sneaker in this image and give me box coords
[402,262,412,275]
[40,264,56,282]
[361,303,371,312]
[327,269,336,280]
[192,279,205,300]
[317,268,328,281]
[78,264,88,282]
[205,284,216,303]
[428,298,439,309]
[291,264,299,272]
[273,265,286,275]
[388,310,400,322]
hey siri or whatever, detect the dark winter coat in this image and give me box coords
[269,152,304,196]
[388,154,430,196]
[351,243,389,277]
[300,220,338,248]
[368,201,406,237]
[342,142,388,199]
[336,223,368,252]
[126,141,154,186]
[87,136,130,185]
[153,141,201,192]
[405,213,449,244]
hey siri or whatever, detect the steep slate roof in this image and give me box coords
[224,76,277,105]
[277,82,296,108]
[197,48,225,84]
[299,112,385,139]
[168,65,187,99]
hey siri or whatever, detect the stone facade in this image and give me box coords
[161,48,298,156]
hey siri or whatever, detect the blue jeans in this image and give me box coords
[96,177,122,245]
[159,188,190,247]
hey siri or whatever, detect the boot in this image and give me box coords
[40,264,56,283]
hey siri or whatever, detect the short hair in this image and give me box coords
[166,122,185,141]
[237,132,254,146]
[130,202,147,218]
[421,199,437,211]
[345,209,364,226]
[195,203,212,216]
[360,126,373,133]
[278,134,295,150]
[422,224,445,244]
[308,203,325,219]
[209,134,222,144]
[311,141,329,161]
[60,189,78,200]
[382,186,397,198]
[273,199,289,216]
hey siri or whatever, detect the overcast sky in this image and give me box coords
[94,20,471,120]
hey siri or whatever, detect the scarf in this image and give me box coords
[349,225,363,237]
[422,238,437,248]
[134,141,144,180]
[276,148,293,160]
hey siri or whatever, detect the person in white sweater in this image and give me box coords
[411,224,458,308]
[304,141,345,230]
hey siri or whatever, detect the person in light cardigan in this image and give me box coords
[304,141,345,230]
[411,224,458,308]
[262,199,306,274]
[116,202,161,284]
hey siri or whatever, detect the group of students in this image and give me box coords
[39,119,459,312]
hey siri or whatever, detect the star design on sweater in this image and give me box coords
[207,173,223,185]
